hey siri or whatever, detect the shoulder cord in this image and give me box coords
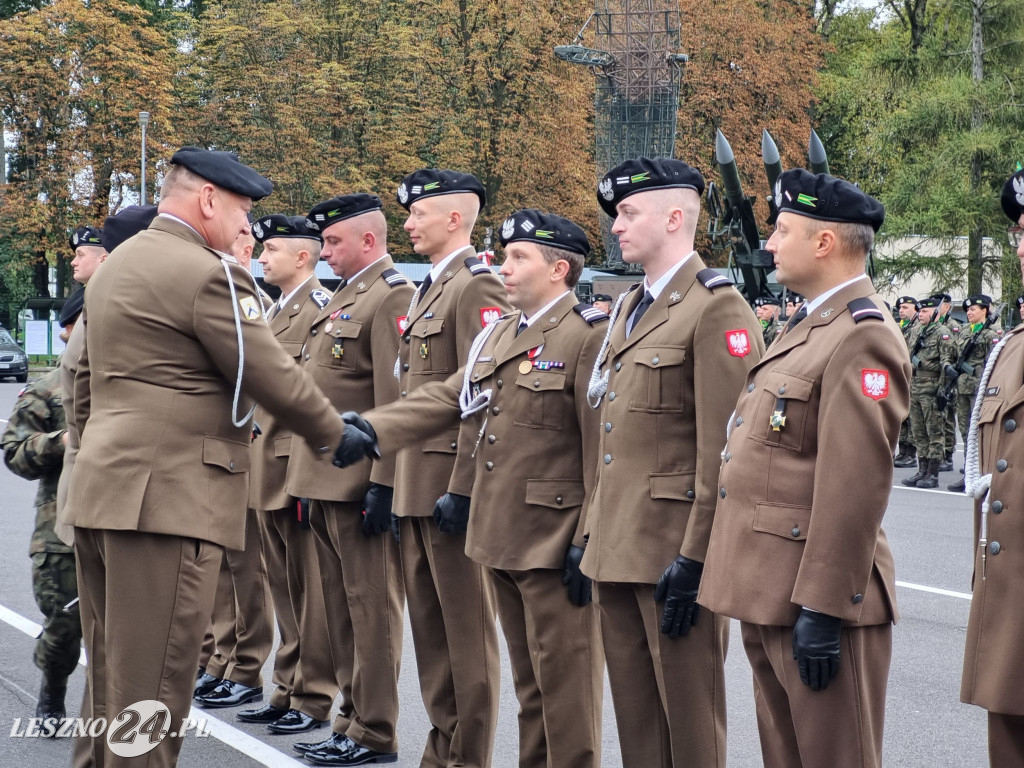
[458,319,504,419]
[221,258,259,428]
[394,282,424,381]
[586,291,630,409]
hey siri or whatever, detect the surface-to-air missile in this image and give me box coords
[809,129,830,175]
[762,129,783,224]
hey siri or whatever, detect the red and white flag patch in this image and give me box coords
[726,329,751,358]
[480,307,502,327]
[861,369,889,400]
[396,315,409,334]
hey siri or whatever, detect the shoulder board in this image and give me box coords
[695,269,733,289]
[573,303,608,325]
[464,256,492,275]
[847,297,885,323]
[381,268,409,287]
[310,288,331,309]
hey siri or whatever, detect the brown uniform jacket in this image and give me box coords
[367,293,606,570]
[961,325,1024,714]
[393,248,510,516]
[579,255,764,584]
[285,257,412,502]
[248,277,331,511]
[699,278,910,626]
[55,320,85,545]
[66,216,344,549]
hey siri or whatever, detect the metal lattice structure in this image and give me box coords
[556,1,686,267]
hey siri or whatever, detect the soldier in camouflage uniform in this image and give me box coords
[934,293,958,471]
[753,294,782,348]
[946,295,1001,491]
[894,295,920,467]
[2,365,80,725]
[902,296,956,488]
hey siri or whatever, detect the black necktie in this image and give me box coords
[516,321,528,337]
[418,274,433,297]
[628,291,655,337]
[784,305,807,333]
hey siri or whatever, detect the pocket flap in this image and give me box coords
[977,397,1001,425]
[525,479,585,510]
[278,340,303,358]
[410,317,445,338]
[515,371,566,392]
[471,360,497,382]
[273,435,292,458]
[753,502,811,540]
[423,433,459,454]
[649,471,697,501]
[330,320,362,339]
[760,371,814,402]
[635,345,686,369]
[202,436,251,474]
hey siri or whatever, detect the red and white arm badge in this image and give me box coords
[861,369,889,400]
[396,315,409,334]
[480,307,502,327]
[725,329,751,358]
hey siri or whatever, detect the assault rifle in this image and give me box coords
[936,304,1003,412]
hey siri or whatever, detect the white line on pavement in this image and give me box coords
[891,484,967,498]
[0,602,305,768]
[895,581,972,600]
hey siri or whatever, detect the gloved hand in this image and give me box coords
[432,493,471,535]
[390,512,401,544]
[296,497,312,530]
[653,555,703,638]
[792,608,842,691]
[362,483,393,538]
[333,412,380,468]
[561,545,592,606]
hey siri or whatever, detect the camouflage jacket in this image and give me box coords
[952,324,1001,396]
[1,368,70,555]
[907,321,955,376]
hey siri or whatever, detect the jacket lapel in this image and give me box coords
[496,294,577,366]
[408,246,476,327]
[610,256,701,357]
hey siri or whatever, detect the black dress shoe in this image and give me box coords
[194,680,262,708]
[267,709,326,733]
[194,670,222,698]
[306,736,398,765]
[294,732,348,755]
[236,703,289,723]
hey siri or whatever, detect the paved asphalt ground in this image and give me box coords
[0,378,989,766]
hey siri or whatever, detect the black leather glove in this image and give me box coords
[653,555,703,638]
[432,493,471,535]
[296,497,312,530]
[390,512,401,543]
[561,545,592,606]
[333,412,380,468]
[362,483,393,538]
[792,608,842,691]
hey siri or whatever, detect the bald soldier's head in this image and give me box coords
[396,168,486,264]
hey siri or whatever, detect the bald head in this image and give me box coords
[404,192,480,262]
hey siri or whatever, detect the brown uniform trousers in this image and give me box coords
[285,257,411,753]
[248,279,337,719]
[391,250,509,767]
[369,294,607,767]
[581,256,764,768]
[960,325,1024,765]
[701,278,910,768]
[66,216,344,767]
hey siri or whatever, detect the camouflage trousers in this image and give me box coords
[31,551,82,680]
[909,378,946,460]
[956,392,978,448]
[944,402,957,455]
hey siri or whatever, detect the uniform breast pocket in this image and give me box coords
[750,371,815,452]
[513,370,566,429]
[409,317,449,374]
[278,340,303,362]
[629,345,687,413]
[321,320,361,371]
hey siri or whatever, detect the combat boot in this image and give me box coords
[901,459,928,486]
[893,442,908,466]
[947,475,966,492]
[35,675,67,734]
[894,443,918,468]
[915,458,939,488]
[938,452,954,472]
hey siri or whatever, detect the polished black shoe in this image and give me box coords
[295,732,349,755]
[236,703,289,724]
[194,679,262,708]
[194,669,222,698]
[267,709,326,734]
[306,736,398,765]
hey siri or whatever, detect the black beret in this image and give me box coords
[498,209,590,257]
[1001,170,1024,223]
[69,226,103,251]
[932,293,952,303]
[102,205,158,252]
[896,295,920,309]
[253,214,322,243]
[306,194,383,231]
[59,287,85,327]
[597,157,705,217]
[963,294,992,310]
[774,169,885,232]
[591,293,613,303]
[170,146,273,201]
[753,295,780,307]
[1017,295,1024,308]
[918,296,939,309]
[785,293,804,304]
[396,169,486,211]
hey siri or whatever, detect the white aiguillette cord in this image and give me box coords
[586,291,630,409]
[459,317,508,457]
[221,257,260,428]
[395,282,425,381]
